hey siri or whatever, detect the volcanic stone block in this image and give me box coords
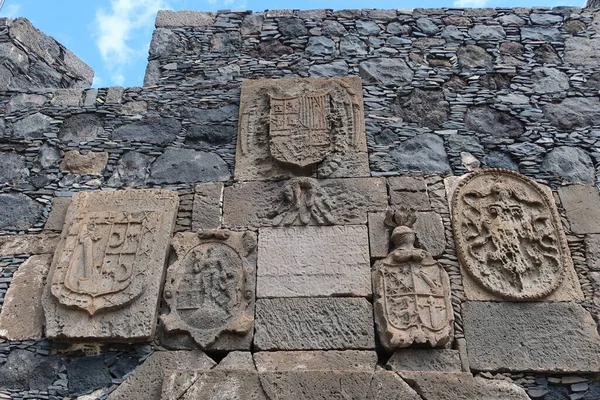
[390,134,451,174]
[564,37,600,66]
[0,255,50,340]
[542,147,595,184]
[44,197,71,231]
[257,226,370,298]
[43,189,178,341]
[0,193,43,231]
[0,349,63,391]
[462,302,600,372]
[59,151,109,175]
[111,117,181,146]
[388,176,430,211]
[192,183,223,230]
[386,349,462,373]
[398,371,529,400]
[253,351,377,372]
[223,177,387,229]
[12,112,55,139]
[254,297,375,350]
[162,369,266,400]
[0,233,60,256]
[236,77,369,181]
[559,184,600,234]
[149,148,230,184]
[359,58,414,85]
[368,212,389,260]
[156,10,216,27]
[67,355,112,396]
[58,113,104,142]
[160,230,256,351]
[107,350,215,400]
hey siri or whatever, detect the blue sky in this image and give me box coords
[0,0,583,88]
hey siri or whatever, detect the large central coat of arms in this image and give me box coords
[269,93,331,168]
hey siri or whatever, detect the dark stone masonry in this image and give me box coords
[1,5,600,399]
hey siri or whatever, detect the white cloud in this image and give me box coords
[0,3,22,19]
[453,0,488,7]
[94,0,170,85]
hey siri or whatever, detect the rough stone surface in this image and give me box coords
[394,89,449,129]
[257,225,370,298]
[12,112,54,139]
[156,10,216,27]
[162,369,266,400]
[0,232,60,256]
[308,61,349,77]
[521,27,561,42]
[398,371,530,400]
[543,97,600,131]
[236,77,368,181]
[43,190,178,341]
[0,254,51,340]
[457,45,493,69]
[111,117,181,145]
[368,212,389,260]
[4,93,47,114]
[359,58,414,85]
[0,152,29,183]
[223,177,387,229]
[216,351,255,370]
[542,147,595,184]
[306,36,335,56]
[386,349,462,373]
[469,25,506,41]
[9,18,60,65]
[465,107,523,138]
[390,133,451,174]
[149,148,230,184]
[35,143,61,171]
[107,151,153,187]
[564,37,600,66]
[586,235,600,272]
[462,301,600,372]
[192,183,223,230]
[160,230,256,350]
[0,193,43,231]
[254,297,375,350]
[253,351,377,372]
[531,67,570,94]
[559,185,600,234]
[388,176,430,211]
[413,211,446,258]
[67,356,113,396]
[0,349,62,391]
[107,350,216,400]
[59,150,109,175]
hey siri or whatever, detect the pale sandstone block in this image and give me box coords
[44,196,71,231]
[257,226,370,298]
[253,351,377,372]
[254,297,375,350]
[386,349,462,373]
[43,189,178,341]
[559,184,600,234]
[462,301,600,373]
[0,255,51,340]
[0,233,59,256]
[192,182,223,230]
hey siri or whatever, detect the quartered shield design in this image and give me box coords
[382,261,451,333]
[269,93,331,167]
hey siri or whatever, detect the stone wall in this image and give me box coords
[0,7,600,400]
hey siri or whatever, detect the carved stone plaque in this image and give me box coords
[235,77,369,181]
[43,189,178,341]
[451,169,568,301]
[161,230,256,349]
[373,220,453,350]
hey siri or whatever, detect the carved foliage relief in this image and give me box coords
[373,210,453,350]
[235,76,369,181]
[161,230,257,348]
[452,169,568,300]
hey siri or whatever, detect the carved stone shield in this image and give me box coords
[161,230,256,348]
[51,211,154,315]
[373,247,453,350]
[452,169,568,300]
[269,93,331,167]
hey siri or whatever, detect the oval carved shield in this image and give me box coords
[451,169,567,300]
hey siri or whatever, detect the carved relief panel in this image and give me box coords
[161,230,257,350]
[373,210,453,350]
[451,169,572,301]
[43,190,178,341]
[235,77,369,181]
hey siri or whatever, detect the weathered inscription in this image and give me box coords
[43,189,178,341]
[373,210,453,349]
[235,77,369,181]
[452,169,569,300]
[257,226,370,298]
[161,230,256,349]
